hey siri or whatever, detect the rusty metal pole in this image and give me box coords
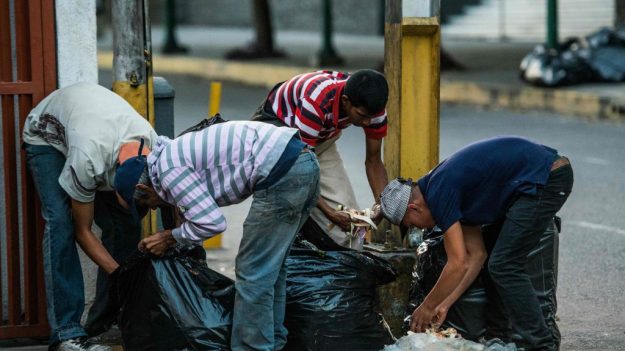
[111,0,156,236]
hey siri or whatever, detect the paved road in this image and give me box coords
[99,71,625,350]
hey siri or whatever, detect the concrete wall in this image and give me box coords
[56,0,98,87]
[55,0,100,314]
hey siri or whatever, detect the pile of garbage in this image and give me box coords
[520,26,625,86]
[383,329,517,351]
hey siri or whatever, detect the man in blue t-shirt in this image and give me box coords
[380,136,573,351]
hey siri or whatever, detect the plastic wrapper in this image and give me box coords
[520,27,625,86]
[283,237,397,350]
[116,245,234,351]
[383,332,517,351]
[406,218,561,346]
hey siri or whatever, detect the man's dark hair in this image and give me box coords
[344,69,389,114]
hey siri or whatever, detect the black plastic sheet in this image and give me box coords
[284,238,397,351]
[406,218,561,346]
[520,27,625,86]
[116,245,234,351]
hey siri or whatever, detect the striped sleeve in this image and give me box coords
[293,96,324,146]
[363,109,388,139]
[159,167,227,245]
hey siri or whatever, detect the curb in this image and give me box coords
[441,80,625,122]
[98,51,625,122]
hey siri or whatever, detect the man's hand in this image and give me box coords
[433,304,449,327]
[330,210,353,232]
[139,230,176,256]
[410,302,437,333]
[371,203,383,225]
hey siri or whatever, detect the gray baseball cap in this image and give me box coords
[380,178,413,225]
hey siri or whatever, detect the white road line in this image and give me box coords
[569,221,625,237]
[581,157,610,166]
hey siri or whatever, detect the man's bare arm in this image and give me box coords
[365,137,388,202]
[410,221,468,331]
[436,225,487,323]
[72,199,119,274]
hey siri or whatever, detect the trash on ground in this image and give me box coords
[116,245,233,351]
[284,237,396,351]
[383,329,518,351]
[520,26,625,86]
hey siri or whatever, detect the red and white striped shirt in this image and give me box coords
[267,70,387,146]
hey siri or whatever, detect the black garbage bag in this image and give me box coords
[405,230,488,340]
[116,245,234,351]
[520,27,625,86]
[406,218,561,346]
[284,237,396,351]
[519,41,594,87]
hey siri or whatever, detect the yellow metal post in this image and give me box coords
[384,7,440,186]
[203,81,224,249]
[400,17,440,178]
[208,81,222,117]
[380,0,440,243]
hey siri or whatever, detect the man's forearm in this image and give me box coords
[422,261,467,309]
[75,229,119,274]
[440,255,484,310]
[365,159,388,202]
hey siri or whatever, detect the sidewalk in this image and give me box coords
[97,25,625,121]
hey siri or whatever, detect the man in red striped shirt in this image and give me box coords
[253,69,389,249]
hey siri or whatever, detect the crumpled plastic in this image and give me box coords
[383,332,518,351]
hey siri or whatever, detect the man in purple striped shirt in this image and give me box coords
[114,121,319,351]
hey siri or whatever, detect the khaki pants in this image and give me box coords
[308,134,362,249]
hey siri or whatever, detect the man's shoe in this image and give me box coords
[55,337,112,351]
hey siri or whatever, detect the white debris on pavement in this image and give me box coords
[382,332,518,351]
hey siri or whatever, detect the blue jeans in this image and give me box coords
[25,144,87,345]
[25,144,141,346]
[231,151,320,351]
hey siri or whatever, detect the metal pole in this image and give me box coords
[318,0,343,66]
[547,0,559,50]
[112,0,156,235]
[162,0,188,54]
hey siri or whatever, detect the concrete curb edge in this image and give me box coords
[98,51,625,122]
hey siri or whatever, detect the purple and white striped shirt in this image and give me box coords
[147,121,298,245]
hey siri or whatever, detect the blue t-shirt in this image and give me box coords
[417,136,557,233]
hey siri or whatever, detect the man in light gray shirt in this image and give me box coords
[22,82,157,351]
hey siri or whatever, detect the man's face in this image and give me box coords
[115,185,162,211]
[134,185,162,210]
[401,202,436,229]
[341,95,374,127]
